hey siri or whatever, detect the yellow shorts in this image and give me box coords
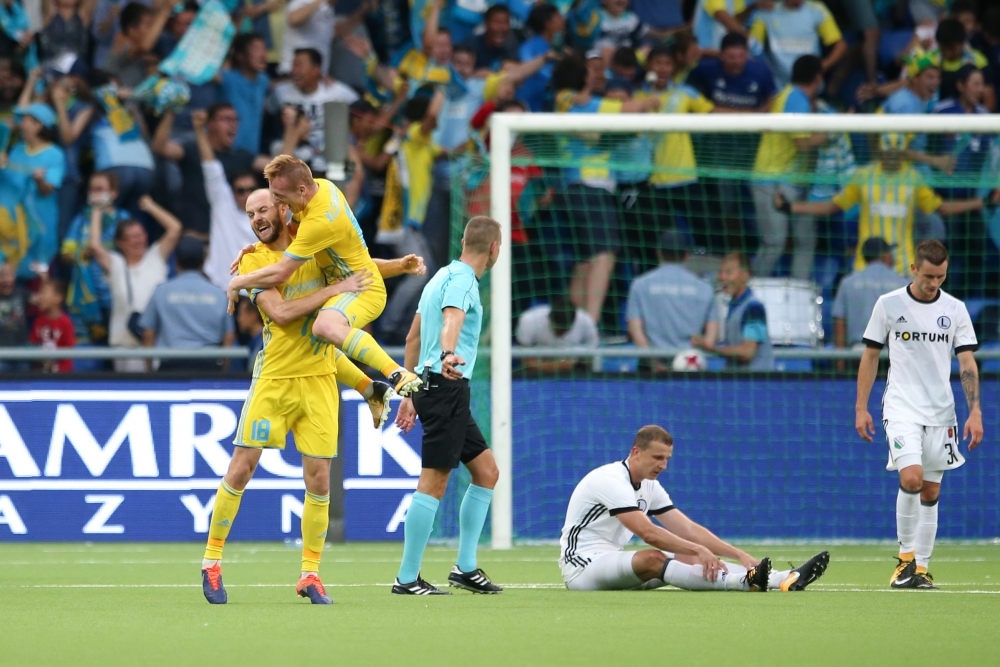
[235,375,340,458]
[321,284,387,329]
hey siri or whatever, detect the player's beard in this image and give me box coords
[254,216,282,245]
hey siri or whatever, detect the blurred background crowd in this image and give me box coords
[1,0,999,373]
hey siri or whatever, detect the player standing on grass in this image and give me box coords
[856,240,983,590]
[559,425,829,592]
[202,190,426,605]
[392,217,503,595]
[227,155,423,413]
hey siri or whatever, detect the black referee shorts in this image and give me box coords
[412,372,488,470]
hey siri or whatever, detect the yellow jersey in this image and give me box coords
[285,178,385,292]
[638,84,714,188]
[753,85,813,177]
[241,244,337,379]
[832,163,942,275]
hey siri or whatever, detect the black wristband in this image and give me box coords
[777,199,792,215]
[440,350,454,360]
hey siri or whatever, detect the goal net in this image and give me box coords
[450,112,1000,547]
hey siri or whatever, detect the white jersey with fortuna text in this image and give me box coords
[559,461,674,583]
[862,285,978,426]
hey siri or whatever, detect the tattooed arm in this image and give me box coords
[957,350,984,450]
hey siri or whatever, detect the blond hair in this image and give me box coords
[263,154,314,186]
[633,425,673,451]
[462,216,502,254]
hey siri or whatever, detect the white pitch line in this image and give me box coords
[4,583,567,590]
[5,583,1000,594]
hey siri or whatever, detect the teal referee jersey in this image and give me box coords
[417,260,483,378]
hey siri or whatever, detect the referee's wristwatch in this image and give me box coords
[440,350,455,360]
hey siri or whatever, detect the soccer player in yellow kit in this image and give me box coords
[203,189,424,605]
[777,133,997,273]
[227,155,423,403]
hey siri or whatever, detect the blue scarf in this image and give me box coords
[159,0,236,85]
[0,1,38,70]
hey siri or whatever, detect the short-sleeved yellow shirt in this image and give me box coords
[241,243,337,379]
[284,179,384,294]
[832,163,942,274]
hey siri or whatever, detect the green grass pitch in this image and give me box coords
[2,542,999,667]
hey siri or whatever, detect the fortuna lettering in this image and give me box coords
[895,331,950,342]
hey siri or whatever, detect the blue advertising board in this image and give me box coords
[0,380,421,542]
[510,378,1000,541]
[1,378,997,542]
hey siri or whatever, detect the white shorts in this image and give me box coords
[564,551,674,591]
[884,420,964,483]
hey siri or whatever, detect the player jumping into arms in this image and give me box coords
[560,425,829,592]
[202,189,425,605]
[392,217,503,595]
[227,155,423,420]
[856,240,982,589]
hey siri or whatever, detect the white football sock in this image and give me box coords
[202,558,220,569]
[916,499,939,569]
[662,560,749,591]
[896,487,920,554]
[769,569,791,589]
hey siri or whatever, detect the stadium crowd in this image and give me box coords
[1,0,999,372]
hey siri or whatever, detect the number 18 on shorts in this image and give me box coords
[884,421,965,477]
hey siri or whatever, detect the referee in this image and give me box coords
[392,216,503,596]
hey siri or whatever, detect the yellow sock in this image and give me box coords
[899,550,915,561]
[204,481,243,561]
[342,329,401,378]
[301,492,330,573]
[335,350,373,395]
[915,565,928,574]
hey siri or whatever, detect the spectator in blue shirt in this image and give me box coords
[465,3,520,73]
[687,32,777,110]
[220,33,271,155]
[139,236,235,372]
[517,3,565,111]
[930,64,993,297]
[931,65,991,200]
[0,103,66,279]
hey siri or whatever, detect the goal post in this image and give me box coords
[485,112,1000,548]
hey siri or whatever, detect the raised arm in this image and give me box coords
[192,110,214,162]
[373,254,426,279]
[957,350,983,450]
[288,0,324,27]
[657,508,759,569]
[501,52,555,88]
[87,205,112,273]
[137,196,182,258]
[151,110,184,161]
[139,0,172,54]
[51,82,93,145]
[421,0,442,56]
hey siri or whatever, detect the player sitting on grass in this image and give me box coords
[202,189,425,605]
[560,425,829,592]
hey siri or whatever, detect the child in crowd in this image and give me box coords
[29,278,75,373]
